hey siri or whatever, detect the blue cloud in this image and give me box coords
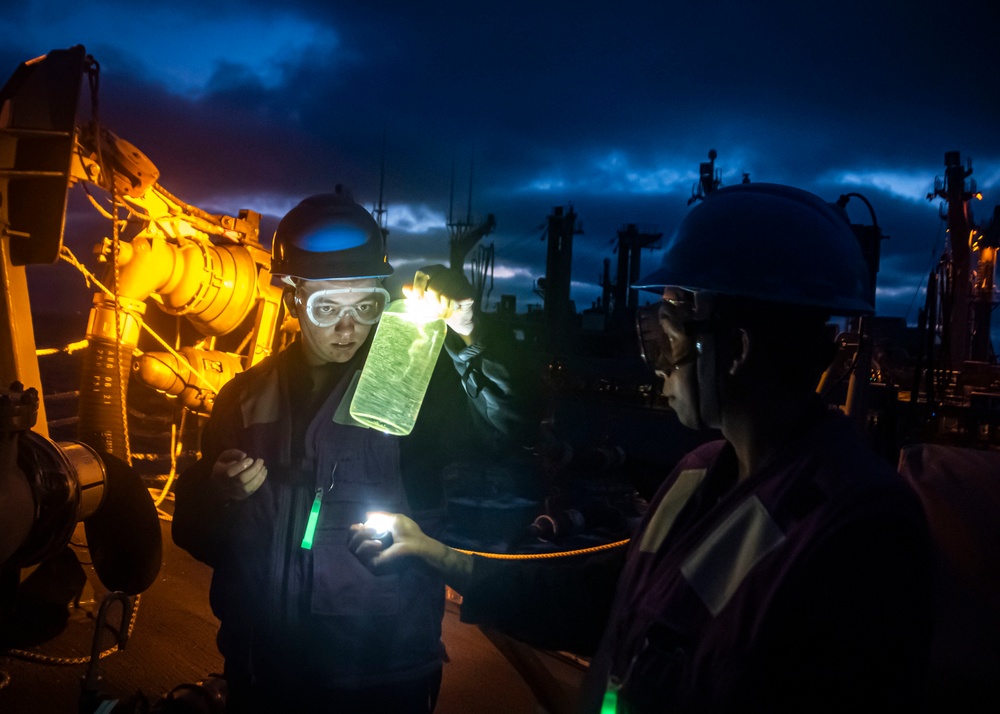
[2,2,341,96]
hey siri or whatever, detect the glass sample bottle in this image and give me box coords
[349,299,446,435]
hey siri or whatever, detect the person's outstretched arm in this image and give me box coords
[350,514,624,655]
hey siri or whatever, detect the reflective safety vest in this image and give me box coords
[585,407,931,713]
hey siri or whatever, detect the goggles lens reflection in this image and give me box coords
[636,300,701,374]
[299,287,390,327]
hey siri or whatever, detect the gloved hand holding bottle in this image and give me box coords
[402,264,476,343]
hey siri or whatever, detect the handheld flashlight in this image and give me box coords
[364,512,395,548]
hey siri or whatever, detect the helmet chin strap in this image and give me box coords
[694,333,719,431]
[691,292,722,431]
[694,316,753,434]
[282,288,299,318]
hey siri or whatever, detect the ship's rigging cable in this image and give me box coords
[151,408,187,510]
[111,171,134,466]
[36,340,89,357]
[0,594,141,666]
[572,237,617,278]
[904,219,947,325]
[492,222,547,261]
[79,182,121,223]
[80,175,196,236]
[86,55,133,465]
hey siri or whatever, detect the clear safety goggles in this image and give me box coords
[295,286,391,327]
[635,296,707,374]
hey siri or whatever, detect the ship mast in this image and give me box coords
[447,150,496,289]
[611,224,661,328]
[541,205,583,345]
[372,130,388,240]
[927,151,995,368]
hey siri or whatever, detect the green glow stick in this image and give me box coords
[300,488,323,550]
[600,682,620,714]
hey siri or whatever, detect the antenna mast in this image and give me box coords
[373,130,387,235]
[447,147,495,274]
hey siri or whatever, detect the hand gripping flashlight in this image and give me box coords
[363,512,395,548]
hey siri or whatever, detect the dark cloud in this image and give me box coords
[4,0,1000,344]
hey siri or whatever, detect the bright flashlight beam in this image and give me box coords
[364,512,395,536]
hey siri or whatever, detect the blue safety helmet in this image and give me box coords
[270,189,393,282]
[633,183,873,316]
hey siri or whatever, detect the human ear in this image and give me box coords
[727,328,751,376]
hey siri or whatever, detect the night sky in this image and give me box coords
[5,0,1000,343]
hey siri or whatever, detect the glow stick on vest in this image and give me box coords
[601,677,622,714]
[301,488,323,550]
[600,688,619,714]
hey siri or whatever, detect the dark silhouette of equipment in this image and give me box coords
[447,152,497,307]
[903,151,1000,445]
[0,380,161,616]
[0,46,190,713]
[0,45,86,267]
[449,214,497,274]
[609,224,662,329]
[927,151,982,369]
[898,443,1000,712]
[528,503,626,542]
[1,45,283,466]
[538,205,583,346]
[688,149,722,204]
[152,674,228,714]
[0,45,162,602]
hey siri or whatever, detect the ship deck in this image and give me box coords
[0,498,586,714]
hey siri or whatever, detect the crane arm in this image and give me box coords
[70,123,260,246]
